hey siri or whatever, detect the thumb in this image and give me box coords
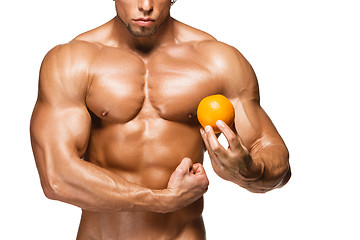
[176,157,193,174]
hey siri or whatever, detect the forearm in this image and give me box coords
[42,156,171,213]
[235,144,290,193]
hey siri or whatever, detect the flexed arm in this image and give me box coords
[30,43,208,213]
[200,43,290,193]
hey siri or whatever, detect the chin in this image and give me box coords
[129,26,158,37]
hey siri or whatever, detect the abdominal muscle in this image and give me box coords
[77,116,206,239]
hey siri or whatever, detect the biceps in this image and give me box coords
[30,102,91,161]
[234,99,282,151]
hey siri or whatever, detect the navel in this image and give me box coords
[187,113,194,119]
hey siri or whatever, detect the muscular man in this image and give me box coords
[30,0,291,239]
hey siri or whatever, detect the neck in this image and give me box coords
[112,15,175,54]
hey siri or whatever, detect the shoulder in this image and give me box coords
[43,38,98,64]
[173,19,248,68]
[172,21,257,98]
[39,41,98,102]
[40,40,97,87]
[197,40,249,72]
[195,40,258,100]
[41,40,98,76]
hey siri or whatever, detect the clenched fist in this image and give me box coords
[166,158,209,211]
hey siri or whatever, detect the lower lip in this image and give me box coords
[134,20,155,27]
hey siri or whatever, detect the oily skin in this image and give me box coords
[30,0,291,239]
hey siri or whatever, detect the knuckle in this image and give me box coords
[227,135,236,142]
[193,162,201,167]
[217,163,225,171]
[204,180,209,187]
[212,144,221,152]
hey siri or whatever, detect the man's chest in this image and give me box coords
[85,46,221,124]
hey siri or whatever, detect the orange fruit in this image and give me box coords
[197,94,235,133]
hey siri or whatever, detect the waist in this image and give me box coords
[77,199,205,240]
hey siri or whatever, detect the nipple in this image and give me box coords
[101,111,108,117]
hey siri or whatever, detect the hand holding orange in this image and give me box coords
[197,94,235,133]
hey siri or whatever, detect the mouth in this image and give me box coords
[133,18,155,27]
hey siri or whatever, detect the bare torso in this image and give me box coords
[31,9,290,239]
[76,18,220,239]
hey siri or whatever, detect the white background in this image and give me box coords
[1,0,359,239]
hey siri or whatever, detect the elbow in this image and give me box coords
[243,145,291,193]
[246,163,291,194]
[269,149,291,190]
[41,174,66,201]
[275,165,291,189]
[265,163,292,192]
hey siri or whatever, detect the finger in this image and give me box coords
[192,163,205,174]
[177,157,193,174]
[191,163,200,174]
[200,128,227,169]
[197,165,209,187]
[200,128,218,160]
[215,120,242,151]
[200,128,227,171]
[204,125,226,157]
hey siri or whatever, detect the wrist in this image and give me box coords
[238,155,264,181]
[151,189,177,213]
